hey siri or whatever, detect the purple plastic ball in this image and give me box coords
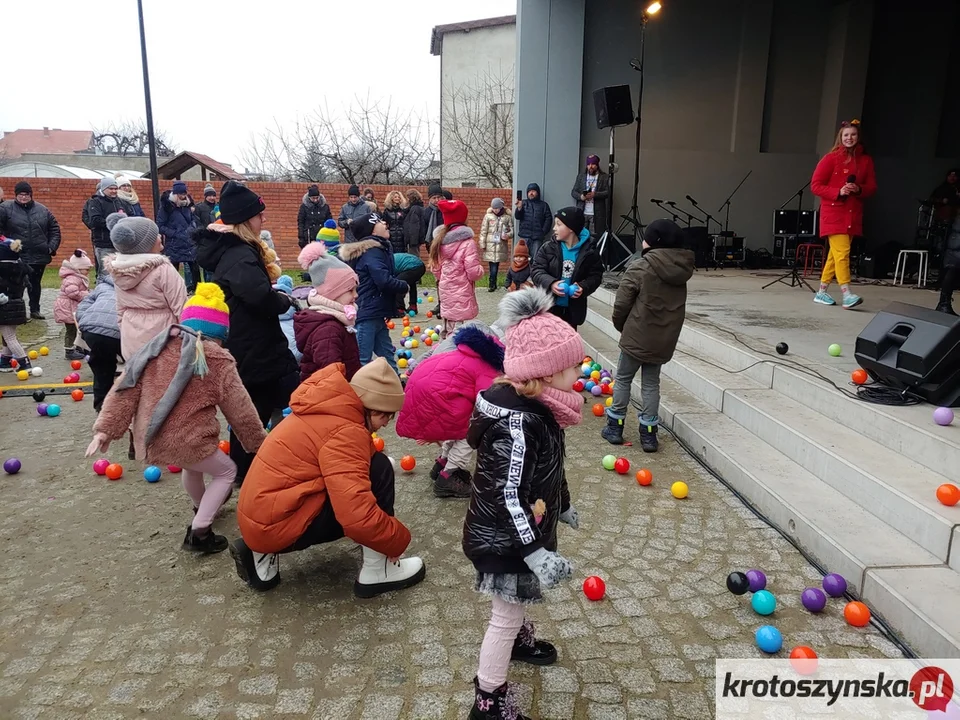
[934,407,955,426]
[822,573,847,598]
[36,403,49,416]
[591,385,603,396]
[801,587,827,613]
[3,458,21,474]
[745,569,767,593]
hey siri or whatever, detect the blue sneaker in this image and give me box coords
[842,293,863,309]
[813,291,836,306]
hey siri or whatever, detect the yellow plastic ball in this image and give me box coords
[605,397,613,407]
[28,350,38,360]
[411,339,419,348]
[401,330,410,338]
[39,346,49,356]
[590,370,601,381]
[671,481,689,499]
[427,296,435,302]
[16,370,29,381]
[398,358,408,369]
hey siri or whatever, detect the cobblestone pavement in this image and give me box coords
[0,289,902,719]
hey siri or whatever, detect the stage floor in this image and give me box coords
[680,269,942,373]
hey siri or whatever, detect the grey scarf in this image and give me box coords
[116,325,208,447]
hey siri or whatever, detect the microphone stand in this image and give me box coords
[762,179,814,292]
[718,170,752,234]
[650,199,680,224]
[687,196,719,235]
[666,201,696,227]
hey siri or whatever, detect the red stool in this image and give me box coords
[796,242,824,277]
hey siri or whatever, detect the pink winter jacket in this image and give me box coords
[434,225,484,322]
[53,260,91,325]
[396,325,504,443]
[103,253,187,360]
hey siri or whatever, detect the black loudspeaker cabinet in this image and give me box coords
[854,301,960,407]
[593,86,634,129]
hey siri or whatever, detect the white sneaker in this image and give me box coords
[354,545,426,598]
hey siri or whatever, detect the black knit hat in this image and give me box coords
[307,184,320,197]
[644,218,684,249]
[348,184,361,197]
[350,212,383,241]
[427,183,443,199]
[14,181,32,196]
[555,207,585,237]
[219,181,265,225]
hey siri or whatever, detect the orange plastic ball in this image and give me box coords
[789,646,818,675]
[400,455,416,471]
[635,469,653,486]
[413,326,421,333]
[936,483,960,506]
[426,311,434,318]
[105,463,124,481]
[843,601,871,627]
[387,321,395,330]
[851,368,868,385]
[373,437,385,452]
[71,389,84,401]
[424,337,433,346]
[591,403,605,417]
[70,360,83,370]
[218,440,230,454]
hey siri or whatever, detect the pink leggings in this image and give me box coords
[181,449,236,531]
[477,597,527,692]
[0,326,26,358]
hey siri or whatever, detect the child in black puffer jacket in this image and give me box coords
[0,238,31,371]
[462,288,583,720]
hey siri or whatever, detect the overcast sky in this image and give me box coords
[2,0,516,170]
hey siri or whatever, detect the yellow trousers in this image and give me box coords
[821,234,851,286]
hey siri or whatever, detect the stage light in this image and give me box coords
[645,2,662,16]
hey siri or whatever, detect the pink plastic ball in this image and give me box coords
[93,458,110,476]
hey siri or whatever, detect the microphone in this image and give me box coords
[666,201,677,207]
[650,198,664,204]
[686,195,698,205]
[841,174,856,202]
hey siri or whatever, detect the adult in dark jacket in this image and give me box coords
[196,181,299,485]
[0,181,62,319]
[403,189,425,254]
[0,239,31,367]
[157,182,200,293]
[195,184,219,229]
[297,185,332,248]
[938,213,960,315]
[514,183,553,261]
[381,190,408,256]
[116,176,145,217]
[530,207,604,329]
[338,213,408,373]
[570,155,610,237]
[422,184,444,246]
[338,185,370,243]
[85,177,133,281]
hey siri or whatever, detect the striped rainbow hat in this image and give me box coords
[180,283,230,341]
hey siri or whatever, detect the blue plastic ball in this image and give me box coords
[584,380,596,392]
[581,363,593,377]
[423,290,430,296]
[45,404,61,417]
[751,589,777,616]
[144,466,162,483]
[282,407,292,416]
[408,310,416,317]
[755,625,783,653]
[417,297,423,303]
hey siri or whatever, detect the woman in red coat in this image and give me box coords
[810,120,877,309]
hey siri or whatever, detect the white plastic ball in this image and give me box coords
[31,367,43,377]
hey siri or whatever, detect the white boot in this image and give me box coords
[354,545,426,598]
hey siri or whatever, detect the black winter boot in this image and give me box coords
[639,424,659,453]
[469,677,532,720]
[433,468,471,498]
[600,415,624,445]
[15,356,31,370]
[182,526,229,554]
[937,287,957,315]
[429,456,447,481]
[229,538,281,591]
[511,620,557,665]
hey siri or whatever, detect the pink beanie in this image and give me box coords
[498,287,584,382]
[297,242,358,300]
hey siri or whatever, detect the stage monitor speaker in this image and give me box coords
[593,86,634,129]
[854,301,960,407]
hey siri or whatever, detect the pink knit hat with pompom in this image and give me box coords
[297,242,358,300]
[497,287,583,382]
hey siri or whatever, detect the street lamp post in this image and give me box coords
[137,0,161,214]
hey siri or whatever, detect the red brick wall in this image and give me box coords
[0,178,512,263]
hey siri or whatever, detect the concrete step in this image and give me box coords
[723,388,960,564]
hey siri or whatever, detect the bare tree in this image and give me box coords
[442,66,515,187]
[242,96,437,184]
[92,120,177,157]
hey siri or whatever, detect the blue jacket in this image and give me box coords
[338,236,408,323]
[514,183,553,242]
[157,191,197,263]
[127,202,145,218]
[76,274,120,340]
[273,285,302,362]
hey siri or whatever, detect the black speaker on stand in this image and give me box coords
[593,85,635,129]
[591,85,636,271]
[855,302,960,407]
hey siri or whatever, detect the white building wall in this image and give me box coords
[439,24,516,188]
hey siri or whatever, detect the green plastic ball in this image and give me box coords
[592,362,602,372]
[602,454,617,470]
[828,343,842,357]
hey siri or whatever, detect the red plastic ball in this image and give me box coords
[218,440,230,454]
[70,360,83,370]
[592,403,605,417]
[573,380,585,392]
[105,463,124,481]
[373,437,385,452]
[9,358,18,369]
[936,483,960,506]
[851,368,868,385]
[614,457,630,474]
[71,389,84,401]
[167,465,182,473]
[789,646,818,675]
[400,455,416,471]
[583,576,606,601]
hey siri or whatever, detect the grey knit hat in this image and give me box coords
[107,213,159,254]
[98,177,119,194]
